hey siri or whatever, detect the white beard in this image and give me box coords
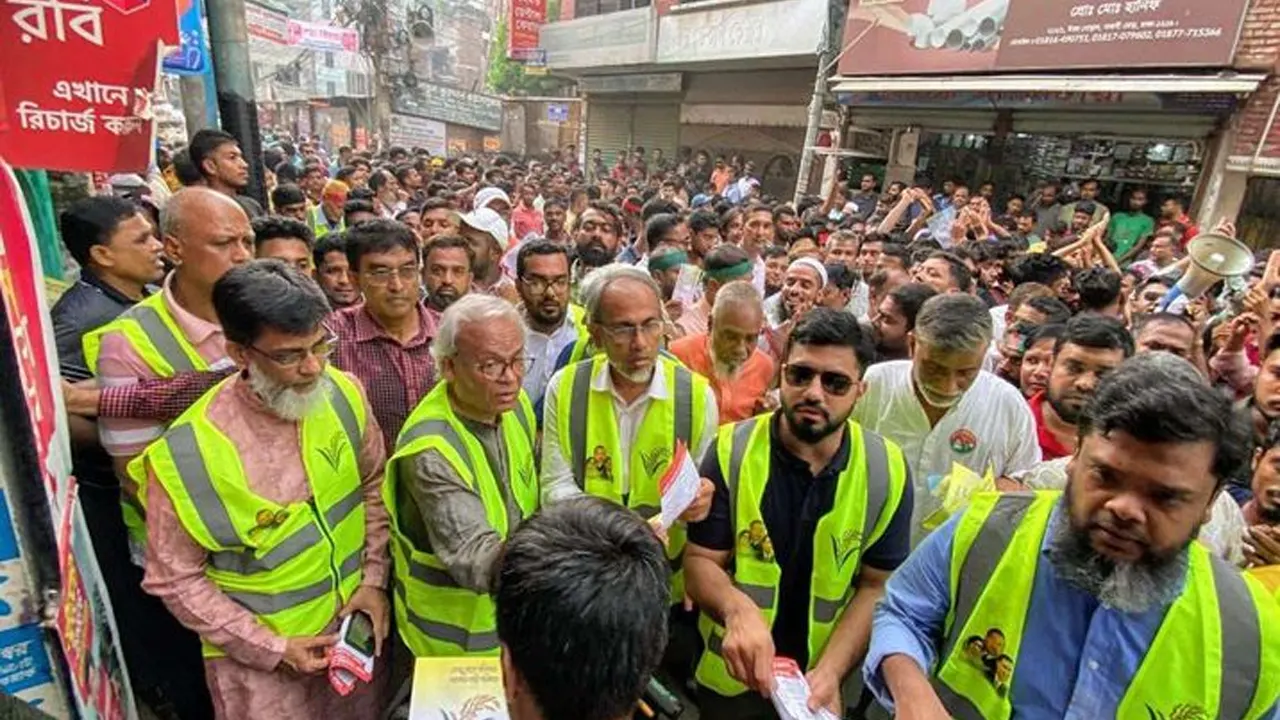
[613,364,655,385]
[246,363,329,421]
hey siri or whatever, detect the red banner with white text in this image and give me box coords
[508,0,545,60]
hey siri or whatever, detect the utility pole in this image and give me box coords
[207,0,267,207]
[794,0,847,205]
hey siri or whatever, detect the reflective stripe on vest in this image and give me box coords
[933,492,1269,720]
[224,547,361,614]
[123,303,198,373]
[393,578,499,653]
[84,292,205,376]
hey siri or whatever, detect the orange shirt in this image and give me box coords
[670,333,775,424]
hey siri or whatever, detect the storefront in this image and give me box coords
[581,73,682,168]
[391,80,504,156]
[830,0,1256,218]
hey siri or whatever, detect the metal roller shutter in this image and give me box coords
[631,103,680,162]
[586,102,633,167]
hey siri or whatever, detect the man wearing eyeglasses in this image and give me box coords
[384,294,539,659]
[684,309,912,720]
[541,263,719,611]
[516,240,585,407]
[138,260,392,718]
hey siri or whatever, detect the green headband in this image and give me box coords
[649,250,688,272]
[705,259,754,282]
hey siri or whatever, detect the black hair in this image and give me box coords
[640,198,680,222]
[251,216,314,251]
[583,202,624,238]
[342,199,377,225]
[368,168,395,193]
[494,497,669,720]
[1074,200,1097,218]
[213,259,330,346]
[348,187,376,202]
[1025,296,1073,325]
[344,219,418,270]
[774,204,797,219]
[825,264,856,291]
[762,245,788,261]
[1026,322,1066,349]
[688,209,719,236]
[274,160,299,184]
[1055,313,1135,358]
[879,243,911,271]
[172,148,203,186]
[785,307,875,378]
[517,239,570,278]
[422,234,475,266]
[301,163,326,180]
[335,166,357,185]
[188,128,239,180]
[1074,267,1123,312]
[419,196,453,214]
[312,232,346,270]
[1079,353,1249,488]
[889,282,939,333]
[393,163,416,187]
[926,251,973,293]
[1006,253,1071,287]
[645,213,682,249]
[270,183,306,210]
[1132,311,1194,338]
[60,196,145,267]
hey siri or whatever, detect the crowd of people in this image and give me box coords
[46,127,1280,720]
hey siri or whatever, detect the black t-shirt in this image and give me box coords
[687,414,913,667]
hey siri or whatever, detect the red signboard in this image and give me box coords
[508,0,545,59]
[0,0,179,173]
[838,0,1249,76]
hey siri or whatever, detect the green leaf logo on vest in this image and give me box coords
[831,530,862,574]
[640,447,672,480]
[1146,704,1209,720]
[317,432,346,472]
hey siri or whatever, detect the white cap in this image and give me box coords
[474,187,511,211]
[788,257,828,287]
[459,206,509,247]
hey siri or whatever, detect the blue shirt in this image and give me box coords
[863,509,1279,719]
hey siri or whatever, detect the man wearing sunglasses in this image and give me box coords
[138,260,392,717]
[684,309,913,719]
[852,294,1040,546]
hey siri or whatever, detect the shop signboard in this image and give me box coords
[836,89,1241,115]
[392,82,503,132]
[286,19,359,53]
[547,103,570,123]
[246,1,290,45]
[508,0,545,60]
[540,6,655,68]
[389,114,447,156]
[838,0,1250,76]
[0,0,179,173]
[656,0,825,63]
[162,0,207,76]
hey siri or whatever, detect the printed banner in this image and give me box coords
[388,114,447,157]
[286,18,359,53]
[162,0,207,76]
[0,0,179,172]
[246,1,289,44]
[508,0,545,60]
[839,0,1250,76]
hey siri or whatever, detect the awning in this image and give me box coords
[830,73,1266,95]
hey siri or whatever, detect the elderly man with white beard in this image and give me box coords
[139,260,392,719]
[864,353,1280,720]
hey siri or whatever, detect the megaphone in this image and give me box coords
[1157,232,1253,312]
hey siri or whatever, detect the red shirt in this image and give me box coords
[1159,213,1199,249]
[669,333,775,424]
[1028,391,1073,460]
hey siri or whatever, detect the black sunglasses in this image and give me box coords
[783,364,855,396]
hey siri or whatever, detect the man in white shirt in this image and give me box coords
[852,294,1041,544]
[516,240,584,406]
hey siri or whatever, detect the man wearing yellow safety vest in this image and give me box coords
[866,353,1280,719]
[542,263,719,574]
[310,179,348,239]
[684,308,913,720]
[141,260,392,719]
[384,294,539,658]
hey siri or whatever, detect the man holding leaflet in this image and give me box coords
[684,309,913,720]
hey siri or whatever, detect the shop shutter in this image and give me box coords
[586,102,633,167]
[631,103,680,162]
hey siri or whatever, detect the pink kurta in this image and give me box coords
[142,373,391,720]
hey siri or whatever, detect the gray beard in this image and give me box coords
[709,346,743,380]
[246,363,329,422]
[1045,496,1190,614]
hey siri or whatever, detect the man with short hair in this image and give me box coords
[686,309,912,718]
[1030,314,1133,460]
[676,244,754,338]
[1073,267,1124,318]
[497,497,670,720]
[313,233,359,309]
[670,281,775,424]
[344,199,379,227]
[543,197,570,245]
[866,353,1279,718]
[1109,187,1156,262]
[852,294,1041,543]
[300,164,327,206]
[849,174,880,218]
[517,241,584,406]
[873,282,937,363]
[927,184,970,246]
[1133,312,1197,363]
[1132,275,1175,317]
[512,181,545,242]
[821,264,857,310]
[762,245,788,298]
[328,220,438,449]
[271,183,308,222]
[369,169,404,218]
[571,203,625,295]
[141,260,391,718]
[1159,194,1200,249]
[385,295,538,657]
[252,216,314,275]
[419,197,459,242]
[188,129,263,217]
[1058,178,1107,228]
[742,203,775,295]
[542,264,719,604]
[1131,228,1181,278]
[913,251,972,295]
[421,234,474,321]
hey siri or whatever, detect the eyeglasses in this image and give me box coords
[250,329,339,368]
[599,319,664,341]
[363,264,420,286]
[783,363,855,396]
[520,275,570,295]
[473,355,533,381]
